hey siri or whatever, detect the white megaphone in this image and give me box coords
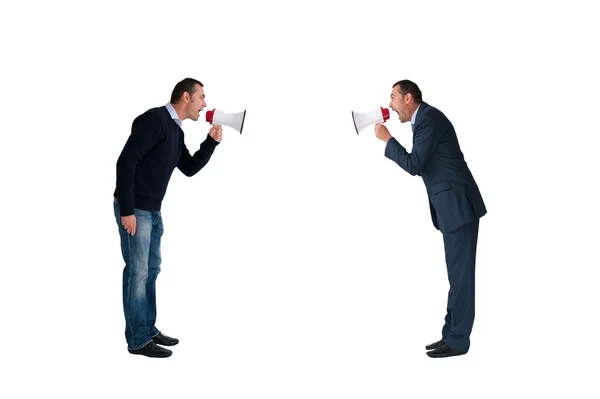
[351,107,391,134]
[206,109,247,134]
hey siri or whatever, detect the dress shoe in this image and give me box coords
[426,343,467,358]
[425,338,446,351]
[152,332,179,346]
[128,342,172,358]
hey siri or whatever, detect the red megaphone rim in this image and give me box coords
[380,107,390,122]
[205,109,215,124]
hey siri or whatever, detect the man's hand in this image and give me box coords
[121,215,136,236]
[375,123,392,143]
[209,124,223,142]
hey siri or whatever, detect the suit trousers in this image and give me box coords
[441,218,480,353]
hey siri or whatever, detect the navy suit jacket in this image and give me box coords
[384,102,487,234]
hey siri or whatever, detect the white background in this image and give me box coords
[1,0,599,397]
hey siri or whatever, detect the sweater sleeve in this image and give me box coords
[177,134,220,177]
[115,113,162,216]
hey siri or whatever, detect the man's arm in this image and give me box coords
[383,119,439,176]
[177,126,222,177]
[115,113,162,216]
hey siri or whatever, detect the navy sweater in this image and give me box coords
[114,106,219,216]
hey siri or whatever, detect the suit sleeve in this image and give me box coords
[384,118,439,176]
[177,134,220,177]
[115,114,162,216]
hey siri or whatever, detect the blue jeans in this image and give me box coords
[114,199,163,350]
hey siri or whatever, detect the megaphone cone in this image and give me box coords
[351,107,391,134]
[206,109,247,134]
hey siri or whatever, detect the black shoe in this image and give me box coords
[152,332,179,346]
[426,343,467,358]
[128,342,172,358]
[425,338,446,351]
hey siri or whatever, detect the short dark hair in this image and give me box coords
[393,80,422,104]
[171,78,203,103]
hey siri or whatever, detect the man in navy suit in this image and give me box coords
[375,80,487,358]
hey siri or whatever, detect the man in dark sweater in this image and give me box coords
[113,78,222,358]
[375,80,487,358]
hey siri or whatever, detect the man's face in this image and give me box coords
[185,84,207,121]
[389,84,410,123]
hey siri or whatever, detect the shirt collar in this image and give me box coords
[165,103,182,126]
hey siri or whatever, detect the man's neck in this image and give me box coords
[408,103,420,123]
[171,103,187,121]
